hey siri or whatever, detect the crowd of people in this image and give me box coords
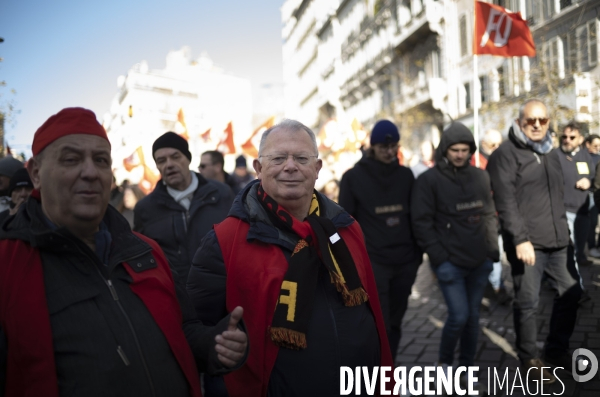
[0,99,596,396]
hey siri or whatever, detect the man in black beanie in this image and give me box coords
[133,132,234,288]
[339,119,422,363]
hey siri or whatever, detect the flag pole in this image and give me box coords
[473,0,480,168]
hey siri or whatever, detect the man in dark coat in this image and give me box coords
[339,119,422,362]
[134,133,233,287]
[556,121,595,267]
[0,107,247,397]
[487,99,580,381]
[411,122,498,392]
[187,119,393,397]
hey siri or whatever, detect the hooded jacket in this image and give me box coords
[411,123,499,268]
[487,126,569,249]
[339,155,422,266]
[186,180,392,397]
[133,172,233,286]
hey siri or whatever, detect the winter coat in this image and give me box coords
[339,156,422,266]
[186,180,392,397]
[0,196,239,397]
[133,172,233,286]
[411,123,499,268]
[487,127,569,250]
[555,146,595,213]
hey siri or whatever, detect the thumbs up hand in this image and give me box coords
[215,306,247,367]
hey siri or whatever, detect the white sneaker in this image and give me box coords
[589,248,600,258]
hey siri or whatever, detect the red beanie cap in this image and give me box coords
[32,107,110,155]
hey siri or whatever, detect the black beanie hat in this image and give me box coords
[152,132,192,162]
[9,168,33,195]
[370,120,400,145]
[235,155,247,168]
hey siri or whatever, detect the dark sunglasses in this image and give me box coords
[561,135,578,141]
[525,118,549,126]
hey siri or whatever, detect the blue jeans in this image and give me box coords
[433,260,493,366]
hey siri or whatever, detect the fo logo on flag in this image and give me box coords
[474,1,536,57]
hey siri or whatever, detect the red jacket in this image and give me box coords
[0,233,203,397]
[215,217,393,396]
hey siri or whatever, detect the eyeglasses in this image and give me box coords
[525,118,549,126]
[562,135,578,141]
[259,153,318,165]
[374,143,399,151]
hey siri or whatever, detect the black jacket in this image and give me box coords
[411,123,499,268]
[186,180,380,396]
[339,156,422,266]
[133,172,233,286]
[0,199,238,397]
[487,127,569,250]
[556,146,595,213]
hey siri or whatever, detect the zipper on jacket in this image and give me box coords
[117,345,131,366]
[533,153,541,164]
[81,257,157,397]
[102,275,157,397]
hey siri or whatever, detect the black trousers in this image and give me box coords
[505,245,581,361]
[371,261,420,362]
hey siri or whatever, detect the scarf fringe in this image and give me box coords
[330,272,369,306]
[269,327,307,350]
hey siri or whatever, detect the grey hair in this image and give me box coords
[518,98,546,120]
[257,119,318,157]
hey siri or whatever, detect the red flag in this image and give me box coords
[139,164,160,195]
[218,122,236,154]
[242,116,275,158]
[177,108,189,141]
[6,143,12,156]
[123,146,144,172]
[200,128,211,142]
[474,1,535,57]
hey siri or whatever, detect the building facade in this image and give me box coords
[104,46,252,182]
[282,0,600,162]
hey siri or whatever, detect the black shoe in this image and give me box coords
[522,358,556,384]
[543,353,572,374]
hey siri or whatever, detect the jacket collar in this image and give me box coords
[150,172,220,213]
[229,180,354,250]
[1,198,152,269]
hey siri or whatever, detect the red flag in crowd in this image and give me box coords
[242,116,275,158]
[177,108,189,141]
[123,146,144,172]
[6,143,12,156]
[473,1,535,57]
[200,128,211,142]
[218,122,236,154]
[139,164,160,195]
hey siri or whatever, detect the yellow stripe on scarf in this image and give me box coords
[310,193,346,284]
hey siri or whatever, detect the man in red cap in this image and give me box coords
[0,107,247,397]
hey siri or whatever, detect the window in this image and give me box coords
[543,0,556,21]
[459,15,469,58]
[543,37,565,79]
[497,66,505,99]
[577,19,599,70]
[464,82,471,110]
[479,76,489,104]
[526,2,540,25]
[566,30,578,73]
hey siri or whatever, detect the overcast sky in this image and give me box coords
[0,0,285,155]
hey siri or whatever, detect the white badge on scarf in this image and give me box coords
[329,233,340,244]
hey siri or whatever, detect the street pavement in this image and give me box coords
[395,257,600,397]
